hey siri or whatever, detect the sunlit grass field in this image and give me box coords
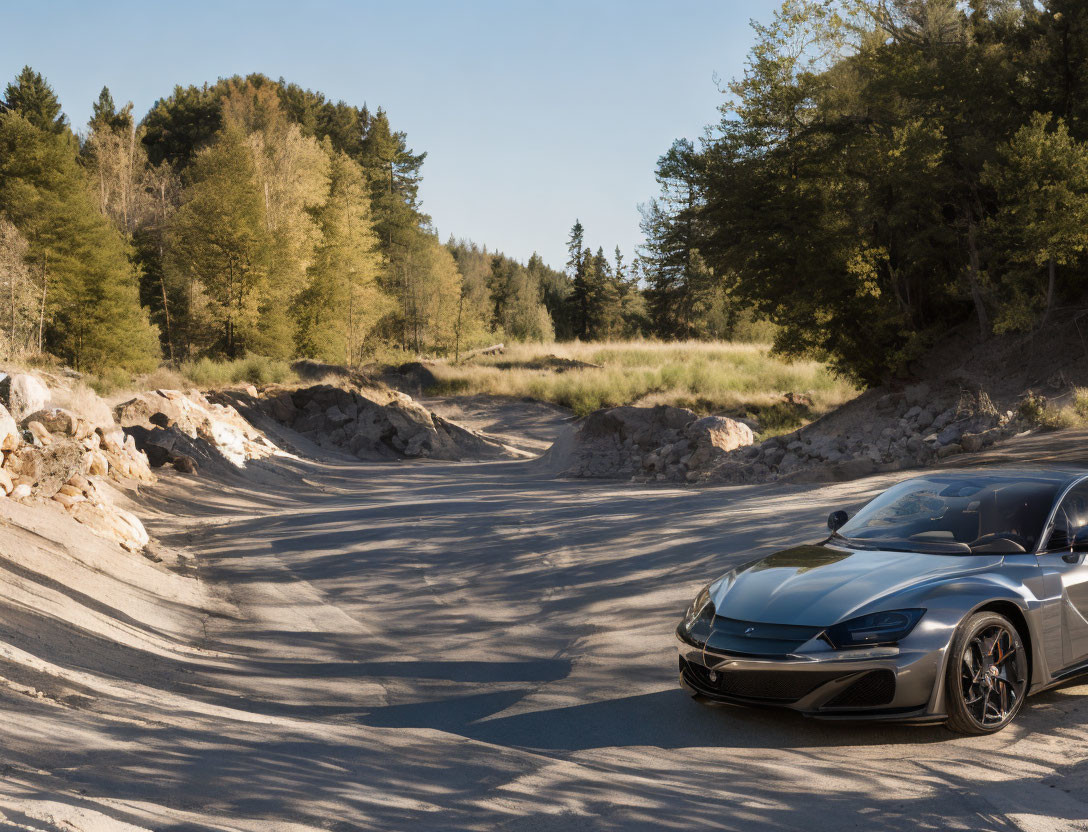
[427,340,859,433]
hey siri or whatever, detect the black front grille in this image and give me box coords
[823,670,896,708]
[682,657,849,703]
[702,615,825,657]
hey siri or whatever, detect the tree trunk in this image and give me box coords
[158,182,175,361]
[9,258,15,359]
[454,289,464,364]
[1042,256,1057,327]
[964,212,989,339]
[37,257,47,353]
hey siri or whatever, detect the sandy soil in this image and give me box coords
[1,407,1088,830]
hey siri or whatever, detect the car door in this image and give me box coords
[1038,483,1088,668]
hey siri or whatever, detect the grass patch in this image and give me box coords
[426,340,858,430]
[1020,389,1088,431]
[179,355,298,388]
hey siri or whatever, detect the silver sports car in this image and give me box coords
[677,469,1088,734]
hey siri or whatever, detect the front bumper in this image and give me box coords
[676,628,946,723]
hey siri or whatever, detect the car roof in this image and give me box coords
[905,468,1088,489]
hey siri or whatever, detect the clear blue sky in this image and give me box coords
[4,0,778,271]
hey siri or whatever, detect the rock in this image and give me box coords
[244,384,259,397]
[0,467,12,495]
[0,374,50,421]
[10,483,30,499]
[325,405,352,428]
[0,403,18,452]
[937,424,964,445]
[14,441,84,496]
[931,409,956,430]
[25,421,52,446]
[53,491,85,507]
[763,447,785,466]
[268,392,297,422]
[937,443,963,458]
[68,501,149,551]
[829,458,878,480]
[148,411,173,429]
[904,405,922,421]
[23,407,77,437]
[172,454,198,474]
[960,433,983,453]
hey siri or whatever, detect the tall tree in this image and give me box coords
[295,149,388,364]
[0,109,160,371]
[565,220,589,338]
[984,112,1088,329]
[220,81,330,357]
[166,126,271,357]
[2,67,68,134]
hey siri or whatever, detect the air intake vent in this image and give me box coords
[683,659,849,703]
[824,670,896,708]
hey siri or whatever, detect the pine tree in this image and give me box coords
[0,109,160,371]
[565,220,590,339]
[2,67,68,134]
[588,246,622,339]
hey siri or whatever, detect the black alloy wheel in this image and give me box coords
[945,612,1028,735]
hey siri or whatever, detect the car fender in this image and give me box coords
[911,573,1050,714]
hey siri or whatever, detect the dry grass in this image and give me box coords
[427,340,859,433]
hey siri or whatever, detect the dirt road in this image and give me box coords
[1,434,1088,830]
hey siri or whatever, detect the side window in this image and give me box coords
[1046,485,1088,551]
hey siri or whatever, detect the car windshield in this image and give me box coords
[833,475,1061,554]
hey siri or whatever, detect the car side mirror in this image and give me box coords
[828,510,848,532]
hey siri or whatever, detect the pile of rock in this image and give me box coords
[260,382,514,460]
[702,384,1017,484]
[562,405,756,481]
[115,388,280,474]
[0,371,156,551]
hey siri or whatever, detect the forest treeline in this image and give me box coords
[642,0,1088,383]
[0,69,660,374]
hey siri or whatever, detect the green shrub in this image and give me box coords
[179,355,297,388]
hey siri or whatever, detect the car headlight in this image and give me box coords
[683,584,715,630]
[822,609,924,648]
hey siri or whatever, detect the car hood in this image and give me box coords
[710,544,1004,627]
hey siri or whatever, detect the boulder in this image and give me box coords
[936,424,964,445]
[25,421,52,446]
[0,374,50,421]
[684,416,755,468]
[67,501,149,551]
[23,407,77,437]
[10,483,30,499]
[0,403,18,451]
[0,467,12,495]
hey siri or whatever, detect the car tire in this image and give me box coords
[944,612,1028,735]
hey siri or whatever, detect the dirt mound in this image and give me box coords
[115,388,280,474]
[258,382,518,461]
[381,361,440,396]
[556,404,756,481]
